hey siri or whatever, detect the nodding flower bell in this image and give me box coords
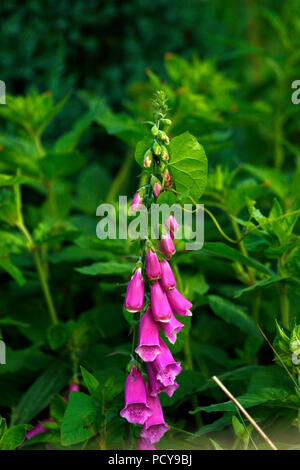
[160,259,176,290]
[152,338,182,387]
[125,267,144,313]
[135,309,161,362]
[166,288,192,316]
[138,438,156,450]
[159,310,184,345]
[145,247,161,281]
[141,388,170,444]
[150,281,172,323]
[160,231,175,259]
[68,381,80,395]
[120,367,153,425]
[144,149,153,168]
[147,362,179,398]
[151,176,162,199]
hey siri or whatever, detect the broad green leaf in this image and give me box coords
[169,132,208,202]
[208,295,261,338]
[39,151,85,178]
[0,424,29,450]
[191,393,270,414]
[61,392,97,446]
[13,360,71,425]
[203,242,273,275]
[76,261,132,276]
[0,174,37,187]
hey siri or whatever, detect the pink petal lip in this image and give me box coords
[141,423,170,444]
[156,362,182,386]
[120,403,153,425]
[135,345,161,362]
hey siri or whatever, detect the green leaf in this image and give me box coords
[39,151,85,178]
[209,438,224,450]
[50,394,67,424]
[169,132,208,202]
[208,295,261,338]
[203,242,273,275]
[13,360,71,425]
[61,392,97,446]
[0,424,29,450]
[0,174,37,187]
[0,258,26,286]
[191,393,270,414]
[76,261,132,276]
[234,275,287,298]
[232,415,246,440]
[80,366,100,397]
[242,164,289,200]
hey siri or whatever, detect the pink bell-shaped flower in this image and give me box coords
[124,267,145,313]
[152,338,182,386]
[160,259,176,290]
[138,438,156,450]
[150,282,172,323]
[159,311,184,344]
[166,288,192,316]
[147,362,179,397]
[129,192,144,214]
[120,367,153,425]
[145,249,161,281]
[135,309,161,362]
[141,388,170,443]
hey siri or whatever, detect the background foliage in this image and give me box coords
[0,0,300,450]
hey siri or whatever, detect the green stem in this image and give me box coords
[17,222,58,325]
[279,284,290,330]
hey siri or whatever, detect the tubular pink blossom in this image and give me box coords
[135,309,161,362]
[159,311,184,344]
[147,362,179,397]
[138,438,156,450]
[145,249,161,281]
[141,388,170,443]
[166,288,192,316]
[129,192,144,213]
[153,182,161,198]
[150,282,172,323]
[160,233,175,259]
[26,418,53,440]
[160,259,176,290]
[153,338,182,386]
[125,267,145,313]
[120,367,153,425]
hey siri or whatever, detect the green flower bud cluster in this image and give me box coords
[274,321,300,379]
[143,90,172,173]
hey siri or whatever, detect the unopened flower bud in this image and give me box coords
[163,168,171,182]
[151,125,159,136]
[144,149,153,168]
[161,145,169,162]
[151,176,162,198]
[161,118,172,126]
[153,141,161,156]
